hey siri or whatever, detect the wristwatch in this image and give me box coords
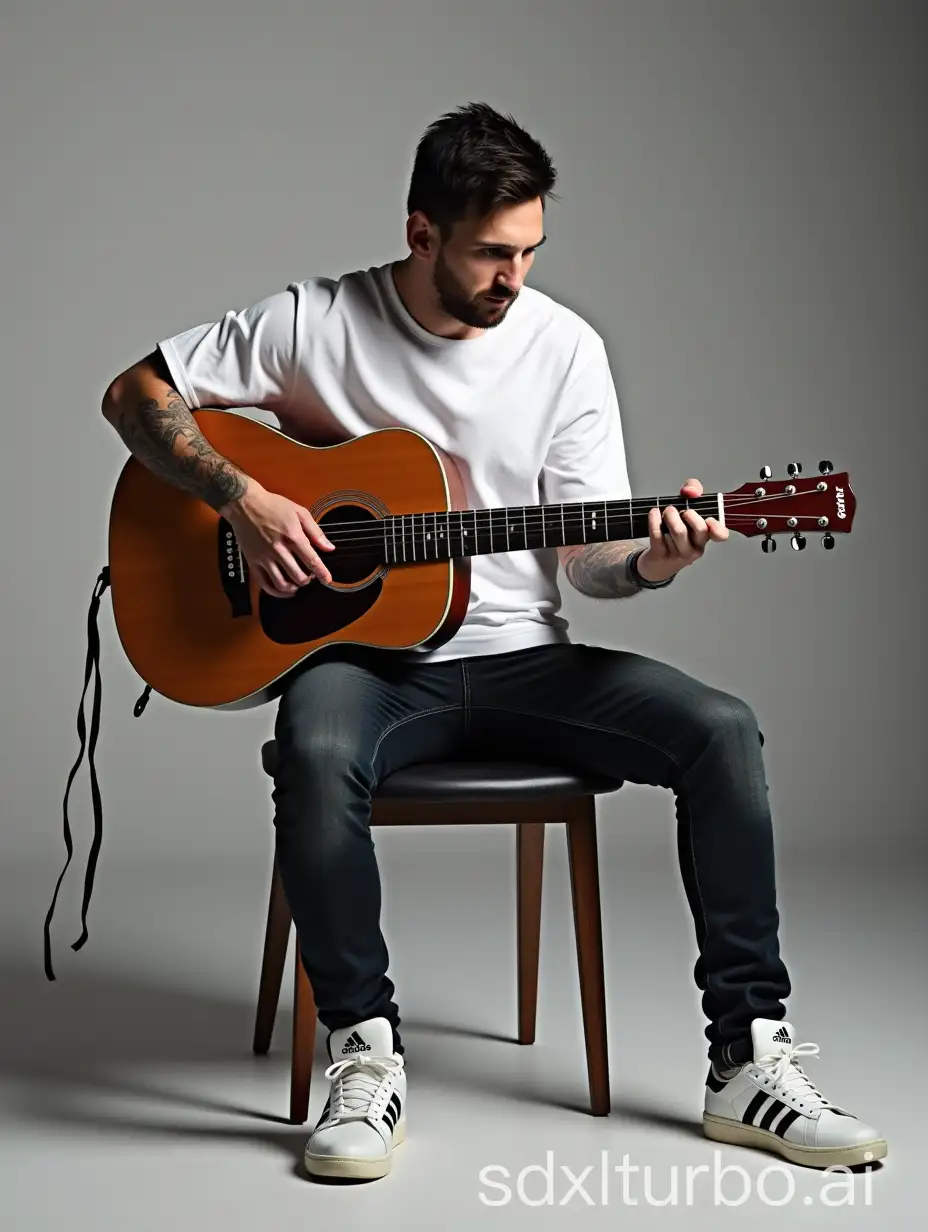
[626,548,675,590]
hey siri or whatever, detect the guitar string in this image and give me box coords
[275,518,832,569]
[298,497,841,555]
[292,487,829,532]
[295,487,842,542]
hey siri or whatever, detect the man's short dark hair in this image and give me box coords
[406,102,558,240]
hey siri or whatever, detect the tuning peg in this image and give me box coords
[822,532,835,549]
[791,532,806,550]
[762,535,777,553]
[787,461,802,477]
[818,460,833,475]
[759,465,772,479]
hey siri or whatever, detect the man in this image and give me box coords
[102,102,885,1182]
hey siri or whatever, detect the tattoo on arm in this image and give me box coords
[112,388,248,511]
[564,541,644,599]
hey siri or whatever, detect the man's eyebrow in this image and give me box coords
[474,235,547,253]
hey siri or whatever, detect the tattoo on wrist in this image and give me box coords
[564,542,643,599]
[114,389,248,511]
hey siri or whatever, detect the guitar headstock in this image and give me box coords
[723,461,855,552]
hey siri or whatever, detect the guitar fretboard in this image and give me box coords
[327,494,725,564]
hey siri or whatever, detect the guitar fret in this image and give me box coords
[380,494,728,564]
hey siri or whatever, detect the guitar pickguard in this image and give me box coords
[259,574,384,643]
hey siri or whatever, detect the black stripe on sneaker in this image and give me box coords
[706,1066,728,1093]
[759,1098,788,1130]
[386,1092,401,1126]
[742,1091,769,1125]
[773,1107,802,1138]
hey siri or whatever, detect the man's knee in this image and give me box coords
[690,689,761,746]
[276,726,374,789]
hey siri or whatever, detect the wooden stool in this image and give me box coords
[252,741,623,1121]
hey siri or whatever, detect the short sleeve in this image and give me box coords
[156,283,301,412]
[542,336,632,505]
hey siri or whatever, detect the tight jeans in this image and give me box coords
[271,640,791,1070]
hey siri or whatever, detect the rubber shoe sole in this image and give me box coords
[304,1118,406,1180]
[703,1112,887,1169]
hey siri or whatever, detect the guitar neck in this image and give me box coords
[336,493,725,565]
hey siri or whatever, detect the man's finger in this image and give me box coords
[298,507,335,551]
[705,517,729,542]
[274,544,315,587]
[262,562,298,597]
[288,532,332,584]
[663,505,692,554]
[649,506,666,551]
[682,507,710,549]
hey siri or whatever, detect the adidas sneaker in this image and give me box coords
[703,1019,887,1169]
[304,1016,406,1180]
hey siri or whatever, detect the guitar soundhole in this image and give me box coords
[259,503,386,645]
[318,504,384,584]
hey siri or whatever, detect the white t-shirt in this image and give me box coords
[157,261,632,661]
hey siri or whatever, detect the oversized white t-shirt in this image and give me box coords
[157,261,632,661]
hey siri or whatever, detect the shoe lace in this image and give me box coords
[322,1054,404,1120]
[755,1040,832,1112]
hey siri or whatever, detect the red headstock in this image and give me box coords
[722,463,855,551]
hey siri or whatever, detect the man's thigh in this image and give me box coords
[464,643,762,788]
[275,643,467,781]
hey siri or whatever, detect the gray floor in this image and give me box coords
[2,826,924,1230]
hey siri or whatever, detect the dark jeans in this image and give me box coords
[271,641,790,1069]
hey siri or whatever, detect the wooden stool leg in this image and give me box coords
[253,857,291,1056]
[291,941,317,1125]
[516,821,545,1044]
[566,797,610,1116]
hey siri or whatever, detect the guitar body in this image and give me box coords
[108,411,470,709]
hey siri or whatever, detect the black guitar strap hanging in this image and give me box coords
[43,565,151,981]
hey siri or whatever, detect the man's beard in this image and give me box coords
[432,248,515,330]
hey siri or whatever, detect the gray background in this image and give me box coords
[1,1,925,1228]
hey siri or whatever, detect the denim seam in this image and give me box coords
[461,661,472,735]
[370,705,463,762]
[681,790,717,1044]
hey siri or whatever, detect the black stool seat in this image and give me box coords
[260,739,623,800]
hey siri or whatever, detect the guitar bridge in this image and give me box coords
[218,519,252,617]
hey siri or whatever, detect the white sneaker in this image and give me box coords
[703,1019,887,1169]
[304,1016,406,1180]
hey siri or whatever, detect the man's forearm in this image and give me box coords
[564,541,645,599]
[102,359,250,513]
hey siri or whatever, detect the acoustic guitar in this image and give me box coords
[107,410,856,709]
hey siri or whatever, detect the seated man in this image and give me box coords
[101,101,886,1183]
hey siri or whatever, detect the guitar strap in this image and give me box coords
[43,566,152,981]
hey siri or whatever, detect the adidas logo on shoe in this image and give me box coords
[341,1030,372,1055]
[771,1026,792,1045]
